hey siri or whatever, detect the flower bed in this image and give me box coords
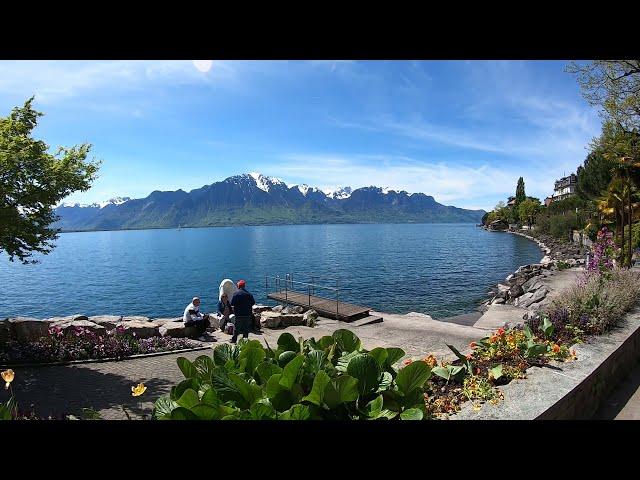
[0,325,197,365]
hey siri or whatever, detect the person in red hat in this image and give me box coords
[230,279,256,343]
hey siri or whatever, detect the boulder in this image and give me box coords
[497,284,510,293]
[303,309,318,326]
[151,317,181,327]
[8,317,52,342]
[159,321,199,338]
[271,305,284,313]
[282,305,304,314]
[252,305,272,314]
[506,274,529,287]
[280,314,304,327]
[89,315,123,329]
[59,320,105,336]
[260,311,282,329]
[491,297,506,305]
[522,277,543,293]
[515,287,549,308]
[121,316,152,323]
[508,284,524,299]
[46,314,88,324]
[117,320,159,339]
[513,292,534,308]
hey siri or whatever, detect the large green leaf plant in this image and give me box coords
[153,329,431,420]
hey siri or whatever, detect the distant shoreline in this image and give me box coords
[57,221,481,234]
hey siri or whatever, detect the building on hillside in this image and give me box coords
[506,196,516,207]
[545,173,577,205]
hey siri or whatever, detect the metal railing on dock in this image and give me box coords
[264,273,369,321]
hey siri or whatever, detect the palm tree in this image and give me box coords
[597,178,625,264]
[611,156,640,266]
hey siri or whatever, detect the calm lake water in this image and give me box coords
[0,224,542,319]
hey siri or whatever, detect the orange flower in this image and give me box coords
[571,349,577,357]
[422,354,437,367]
[552,344,560,353]
[466,353,473,360]
[403,359,413,366]
[496,328,505,336]
[469,342,477,349]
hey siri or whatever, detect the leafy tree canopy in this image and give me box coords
[0,98,100,263]
[567,60,640,134]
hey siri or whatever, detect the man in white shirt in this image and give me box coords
[183,297,212,340]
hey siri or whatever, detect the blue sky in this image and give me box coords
[0,60,601,211]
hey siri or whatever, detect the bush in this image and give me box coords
[535,214,550,234]
[549,212,579,240]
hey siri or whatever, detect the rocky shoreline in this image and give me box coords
[0,305,321,345]
[479,229,590,316]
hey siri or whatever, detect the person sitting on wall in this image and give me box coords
[183,296,212,341]
[217,292,235,332]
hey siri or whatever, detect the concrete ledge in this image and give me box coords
[454,306,640,420]
[0,345,211,369]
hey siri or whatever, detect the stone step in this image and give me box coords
[349,315,383,327]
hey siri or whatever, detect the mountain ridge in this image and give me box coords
[53,173,485,231]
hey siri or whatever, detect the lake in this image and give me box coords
[0,224,542,319]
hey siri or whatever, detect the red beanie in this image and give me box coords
[237,280,246,288]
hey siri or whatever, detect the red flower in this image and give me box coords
[466,353,473,360]
[469,342,477,349]
[552,344,560,353]
[497,328,505,336]
[403,359,413,366]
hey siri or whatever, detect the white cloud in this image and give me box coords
[264,152,557,211]
[0,60,238,104]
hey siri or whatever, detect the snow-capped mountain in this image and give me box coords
[60,197,131,209]
[323,186,352,200]
[53,173,484,231]
[248,172,286,193]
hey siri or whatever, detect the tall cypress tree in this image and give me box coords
[515,177,526,203]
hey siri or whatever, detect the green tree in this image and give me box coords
[567,60,640,134]
[576,149,615,201]
[515,177,526,203]
[518,197,541,227]
[0,98,100,263]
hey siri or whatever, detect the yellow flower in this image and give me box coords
[131,383,147,397]
[1,369,14,389]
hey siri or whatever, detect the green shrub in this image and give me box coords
[535,214,550,234]
[153,330,432,420]
[550,212,579,240]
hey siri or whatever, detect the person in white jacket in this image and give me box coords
[183,297,211,340]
